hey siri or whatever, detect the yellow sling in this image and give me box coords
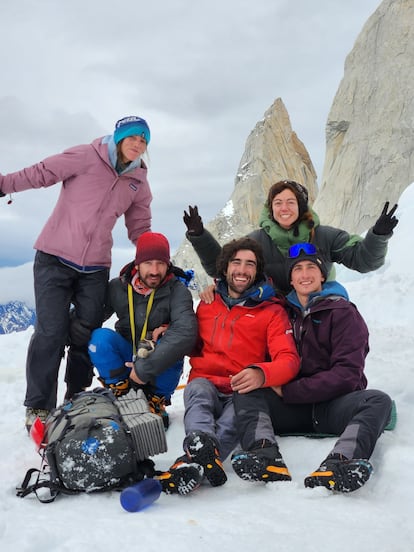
[128,284,155,360]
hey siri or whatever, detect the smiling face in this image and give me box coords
[225,249,258,298]
[290,260,325,305]
[137,260,168,289]
[271,188,299,229]
[119,135,147,163]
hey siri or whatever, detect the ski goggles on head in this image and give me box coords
[288,243,317,258]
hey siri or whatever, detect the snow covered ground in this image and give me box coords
[1,186,414,552]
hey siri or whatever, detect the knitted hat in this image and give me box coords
[286,243,328,281]
[114,116,151,145]
[135,232,170,265]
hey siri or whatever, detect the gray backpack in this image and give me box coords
[17,388,167,502]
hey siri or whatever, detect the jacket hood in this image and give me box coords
[258,204,321,255]
[216,277,276,308]
[286,280,349,310]
[100,135,145,174]
[118,260,192,287]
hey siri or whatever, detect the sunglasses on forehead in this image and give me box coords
[288,243,317,258]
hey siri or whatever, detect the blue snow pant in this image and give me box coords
[24,251,109,411]
[183,377,239,460]
[88,327,183,402]
[233,387,393,460]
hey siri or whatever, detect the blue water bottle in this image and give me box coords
[120,478,162,512]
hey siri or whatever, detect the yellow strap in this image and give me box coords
[127,284,155,359]
[140,289,155,340]
[127,284,136,357]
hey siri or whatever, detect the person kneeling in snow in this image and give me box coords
[88,232,197,431]
[231,243,393,493]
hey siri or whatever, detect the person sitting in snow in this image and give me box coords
[88,231,197,430]
[183,180,398,295]
[230,243,393,493]
[158,237,300,493]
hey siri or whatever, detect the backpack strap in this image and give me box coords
[16,463,77,503]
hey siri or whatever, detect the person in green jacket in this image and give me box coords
[183,180,398,294]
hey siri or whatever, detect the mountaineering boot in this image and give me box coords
[25,407,50,433]
[231,439,292,482]
[155,456,204,495]
[147,394,170,429]
[304,453,373,493]
[184,430,227,487]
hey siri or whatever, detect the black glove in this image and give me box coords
[183,205,204,236]
[0,190,5,198]
[373,202,398,235]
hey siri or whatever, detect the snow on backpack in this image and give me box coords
[16,388,167,502]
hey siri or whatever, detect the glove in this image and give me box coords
[0,190,5,198]
[373,201,398,235]
[183,205,204,236]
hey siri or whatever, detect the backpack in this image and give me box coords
[17,388,167,502]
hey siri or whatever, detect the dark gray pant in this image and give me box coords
[233,387,392,460]
[183,377,239,460]
[24,251,109,410]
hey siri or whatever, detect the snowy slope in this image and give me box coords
[1,186,414,552]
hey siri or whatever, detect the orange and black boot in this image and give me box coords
[184,430,227,487]
[155,456,204,495]
[304,453,373,492]
[231,439,291,482]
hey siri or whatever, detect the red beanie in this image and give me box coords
[135,232,170,265]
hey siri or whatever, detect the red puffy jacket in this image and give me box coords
[189,294,300,393]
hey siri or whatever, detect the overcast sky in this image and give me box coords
[0,0,381,267]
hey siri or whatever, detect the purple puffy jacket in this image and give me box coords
[282,290,369,404]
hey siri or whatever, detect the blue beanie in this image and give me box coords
[113,116,151,145]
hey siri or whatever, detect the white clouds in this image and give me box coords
[0,0,381,265]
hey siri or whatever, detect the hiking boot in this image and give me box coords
[25,407,50,433]
[155,457,204,495]
[304,453,373,493]
[231,439,292,482]
[184,430,227,487]
[148,394,170,430]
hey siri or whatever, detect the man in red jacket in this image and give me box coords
[231,243,393,493]
[158,237,299,494]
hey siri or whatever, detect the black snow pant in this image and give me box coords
[233,387,392,460]
[24,251,109,411]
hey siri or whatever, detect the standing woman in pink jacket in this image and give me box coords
[0,116,153,430]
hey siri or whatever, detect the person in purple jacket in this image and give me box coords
[230,243,392,493]
[0,116,153,431]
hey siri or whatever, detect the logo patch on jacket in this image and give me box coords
[129,183,138,191]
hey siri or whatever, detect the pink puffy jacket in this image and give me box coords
[0,137,152,267]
